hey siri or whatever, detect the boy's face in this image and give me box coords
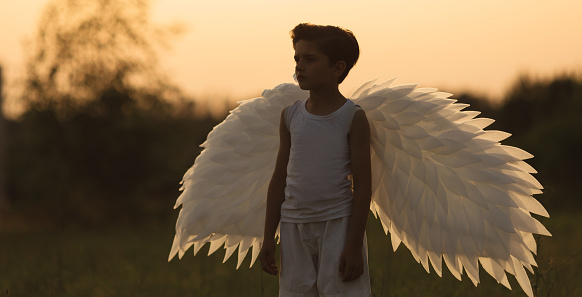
[294,40,342,90]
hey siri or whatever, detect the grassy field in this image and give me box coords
[1,210,580,297]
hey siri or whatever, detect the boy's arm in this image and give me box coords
[340,109,372,282]
[259,110,291,275]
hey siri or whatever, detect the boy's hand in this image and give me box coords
[339,244,364,282]
[259,239,278,275]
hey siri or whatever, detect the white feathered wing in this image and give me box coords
[169,83,306,269]
[169,80,550,297]
[351,79,550,297]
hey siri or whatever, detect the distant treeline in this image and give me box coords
[4,73,581,225]
[6,87,224,225]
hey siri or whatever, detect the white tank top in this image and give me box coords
[280,99,362,223]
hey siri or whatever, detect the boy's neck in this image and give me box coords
[309,83,346,102]
[306,85,347,115]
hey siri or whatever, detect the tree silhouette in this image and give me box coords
[494,73,582,208]
[0,66,8,209]
[4,0,224,225]
[21,0,183,113]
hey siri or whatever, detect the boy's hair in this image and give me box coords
[290,23,360,84]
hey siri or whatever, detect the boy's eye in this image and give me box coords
[294,56,316,63]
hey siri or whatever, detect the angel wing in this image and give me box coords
[351,78,550,297]
[169,80,550,297]
[169,83,307,269]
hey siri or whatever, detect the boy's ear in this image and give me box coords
[332,61,347,78]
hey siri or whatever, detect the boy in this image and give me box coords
[259,23,372,297]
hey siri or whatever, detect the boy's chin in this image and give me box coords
[297,82,312,90]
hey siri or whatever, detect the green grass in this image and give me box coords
[1,211,580,296]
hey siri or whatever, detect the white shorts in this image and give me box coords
[279,216,371,297]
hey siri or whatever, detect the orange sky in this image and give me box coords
[1,0,581,115]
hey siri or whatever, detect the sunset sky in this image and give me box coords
[1,0,581,115]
